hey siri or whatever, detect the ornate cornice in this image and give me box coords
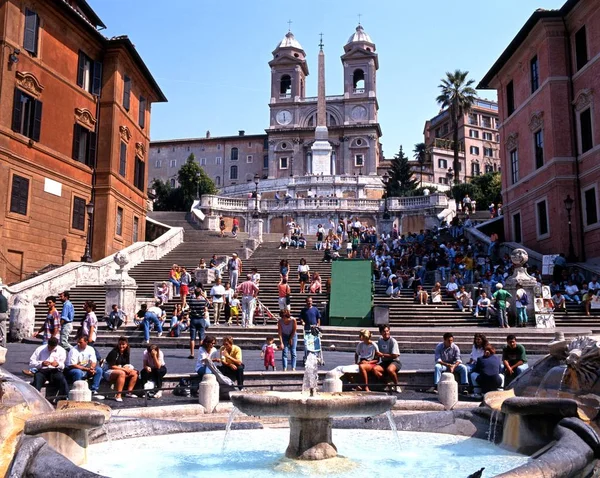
[573,88,593,112]
[74,108,97,131]
[15,71,44,98]
[528,111,544,132]
[505,132,519,151]
[135,142,146,159]
[119,125,132,144]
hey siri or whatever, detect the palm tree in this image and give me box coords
[436,70,478,185]
[413,142,427,188]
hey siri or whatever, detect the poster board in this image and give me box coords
[542,255,559,276]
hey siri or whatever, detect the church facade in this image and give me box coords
[148,26,383,193]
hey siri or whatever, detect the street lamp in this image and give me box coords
[564,194,577,262]
[80,202,94,263]
[252,173,260,218]
[382,172,390,220]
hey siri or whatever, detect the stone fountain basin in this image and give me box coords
[230,391,397,419]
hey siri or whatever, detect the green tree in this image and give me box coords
[436,70,478,185]
[151,179,186,211]
[450,171,502,210]
[386,146,418,197]
[413,142,427,188]
[177,153,217,210]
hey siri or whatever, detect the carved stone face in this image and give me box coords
[114,251,129,268]
[511,248,528,267]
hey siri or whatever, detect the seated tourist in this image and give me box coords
[141,344,167,399]
[66,336,104,399]
[472,344,503,395]
[355,329,379,392]
[502,334,528,386]
[474,292,492,319]
[563,280,581,304]
[279,233,290,249]
[104,337,139,402]
[466,333,488,374]
[297,234,307,249]
[552,291,567,313]
[432,332,469,393]
[29,337,69,399]
[445,278,459,300]
[456,286,473,312]
[156,281,169,304]
[373,325,402,391]
[415,285,429,305]
[106,304,127,331]
[431,282,443,304]
[195,335,221,382]
[309,272,322,294]
[219,336,245,391]
[386,275,401,298]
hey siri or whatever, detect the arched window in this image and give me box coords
[280,74,292,98]
[230,147,238,161]
[170,178,176,187]
[215,176,221,186]
[230,165,238,179]
[328,114,337,126]
[353,69,365,93]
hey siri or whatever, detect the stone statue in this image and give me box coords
[563,336,600,392]
[510,248,528,267]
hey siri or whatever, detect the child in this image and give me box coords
[261,337,277,371]
[156,281,169,304]
[229,294,241,326]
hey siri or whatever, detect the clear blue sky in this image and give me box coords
[90,0,565,158]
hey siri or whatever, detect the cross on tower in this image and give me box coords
[319,32,324,51]
[358,13,362,25]
[287,19,292,32]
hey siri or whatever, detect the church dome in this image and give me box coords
[347,25,373,44]
[277,31,304,50]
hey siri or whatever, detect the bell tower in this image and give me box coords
[342,25,378,102]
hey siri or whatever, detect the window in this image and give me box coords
[280,75,292,98]
[133,216,139,242]
[10,175,29,215]
[11,88,42,141]
[279,157,288,169]
[248,141,252,147]
[119,142,127,176]
[263,155,269,169]
[536,200,549,237]
[483,147,493,158]
[510,149,519,184]
[468,114,478,125]
[354,154,364,167]
[230,165,238,179]
[353,69,365,93]
[534,130,544,169]
[575,26,588,71]
[200,158,206,166]
[483,132,493,141]
[469,146,480,155]
[72,124,96,167]
[139,96,146,128]
[72,196,86,231]
[246,155,253,163]
[438,177,448,185]
[471,162,480,176]
[116,207,123,236]
[495,119,499,129]
[584,187,598,226]
[123,75,131,111]
[169,160,176,167]
[216,156,222,165]
[230,147,238,161]
[512,213,522,243]
[23,8,39,56]
[134,157,144,191]
[482,116,491,128]
[438,158,447,169]
[155,160,161,168]
[217,144,221,150]
[469,129,479,139]
[77,52,102,96]
[506,81,515,116]
[215,176,221,186]
[530,56,539,93]
[170,178,176,187]
[263,137,269,150]
[485,164,494,174]
[580,108,593,153]
[435,128,442,138]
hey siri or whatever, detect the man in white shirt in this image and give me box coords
[65,336,104,399]
[589,276,600,294]
[210,277,226,325]
[564,280,581,304]
[455,286,473,312]
[445,278,459,300]
[474,292,492,319]
[29,337,69,398]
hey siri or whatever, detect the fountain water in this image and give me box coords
[222,406,241,453]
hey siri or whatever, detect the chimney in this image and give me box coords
[239,130,245,136]
[206,130,211,138]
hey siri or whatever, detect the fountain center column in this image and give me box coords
[287,417,337,460]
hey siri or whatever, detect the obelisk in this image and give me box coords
[311,35,332,175]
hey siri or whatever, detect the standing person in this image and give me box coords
[431,332,469,393]
[297,258,310,293]
[299,297,321,332]
[373,325,402,391]
[29,337,69,399]
[141,344,167,399]
[219,216,226,237]
[515,283,529,327]
[223,281,233,326]
[188,288,208,359]
[502,334,528,386]
[209,278,226,325]
[58,291,74,351]
[65,336,104,399]
[228,253,242,291]
[553,253,567,284]
[139,302,163,345]
[277,310,297,371]
[36,296,61,344]
[278,278,291,312]
[231,217,239,237]
[179,267,192,310]
[219,336,245,391]
[80,300,99,345]
[103,337,139,402]
[280,259,290,281]
[355,329,379,392]
[261,337,277,371]
[0,287,7,347]
[492,283,512,328]
[236,274,259,328]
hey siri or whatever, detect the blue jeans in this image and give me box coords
[281,333,297,370]
[434,363,469,385]
[66,366,103,392]
[497,308,509,327]
[516,307,528,326]
[143,312,163,341]
[169,278,180,295]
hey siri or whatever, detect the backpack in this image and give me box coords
[520,292,529,306]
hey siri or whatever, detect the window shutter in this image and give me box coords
[11,89,23,133]
[77,52,85,87]
[123,76,131,111]
[23,9,38,55]
[72,197,86,230]
[72,124,81,161]
[32,99,42,141]
[119,142,127,176]
[137,159,145,191]
[10,175,29,215]
[92,61,103,96]
[138,96,146,128]
[87,131,97,167]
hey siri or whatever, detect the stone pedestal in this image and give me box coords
[322,371,343,393]
[202,215,220,232]
[248,218,263,243]
[504,248,538,322]
[379,218,393,235]
[9,294,35,342]
[104,251,138,316]
[198,374,219,413]
[68,381,92,402]
[195,268,215,285]
[438,372,458,410]
[287,417,337,460]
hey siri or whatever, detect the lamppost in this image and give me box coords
[81,202,94,263]
[564,195,577,262]
[252,173,260,218]
[382,172,390,220]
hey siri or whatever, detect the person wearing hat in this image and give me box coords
[492,283,512,328]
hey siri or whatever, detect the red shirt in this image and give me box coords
[237,281,259,296]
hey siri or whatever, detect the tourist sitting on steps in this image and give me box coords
[373,325,402,392]
[502,334,528,386]
[29,337,69,400]
[65,336,104,400]
[472,344,503,395]
[279,233,290,249]
[466,333,488,375]
[456,286,473,313]
[141,344,167,399]
[103,336,138,402]
[415,285,429,305]
[195,335,220,383]
[355,329,379,392]
[431,332,469,394]
[474,292,493,320]
[106,304,127,331]
[218,336,244,391]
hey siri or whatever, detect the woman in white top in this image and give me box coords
[141,344,167,398]
[355,329,379,392]
[431,282,443,304]
[81,300,98,344]
[467,333,488,373]
[297,258,310,294]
